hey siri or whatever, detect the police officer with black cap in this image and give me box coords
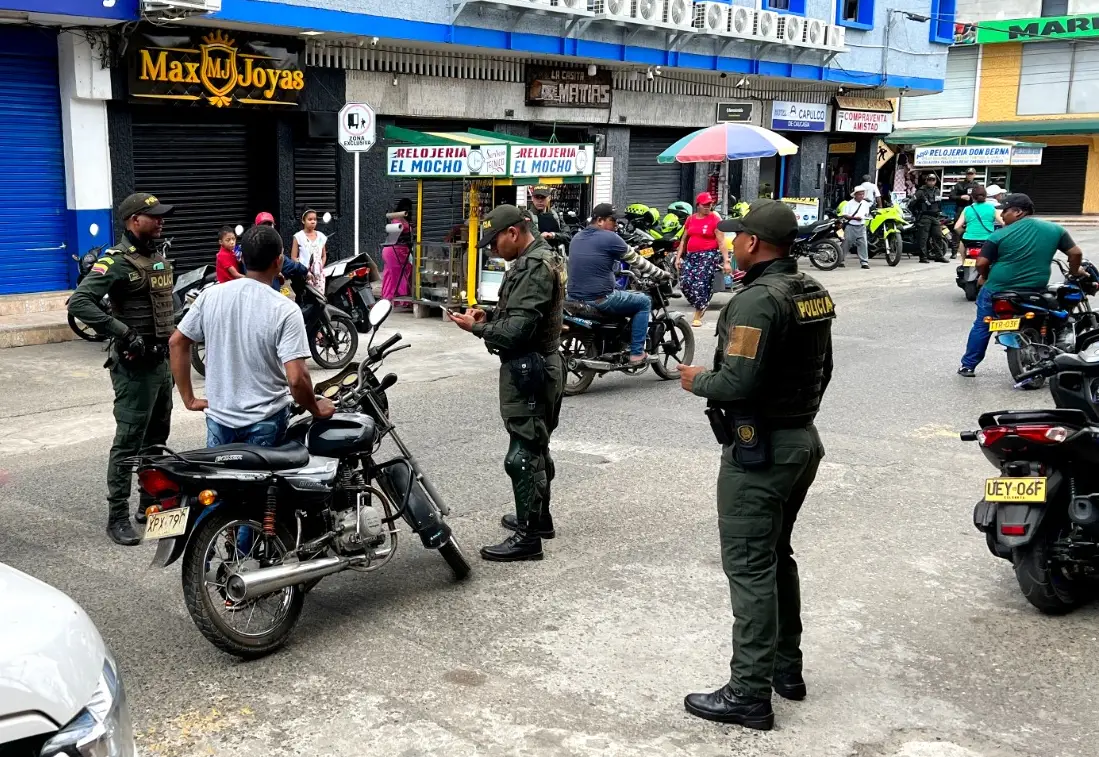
[68,192,176,546]
[678,200,834,731]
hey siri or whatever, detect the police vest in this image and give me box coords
[111,250,175,341]
[496,242,564,357]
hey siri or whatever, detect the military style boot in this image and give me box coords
[106,518,141,547]
[480,520,543,562]
[484,442,546,561]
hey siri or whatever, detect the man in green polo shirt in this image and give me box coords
[958,193,1084,377]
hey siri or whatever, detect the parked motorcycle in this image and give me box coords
[560,270,694,395]
[324,252,377,332]
[961,346,1099,614]
[791,215,844,272]
[865,206,904,266]
[67,244,108,342]
[134,300,469,658]
[955,241,983,301]
[987,259,1099,388]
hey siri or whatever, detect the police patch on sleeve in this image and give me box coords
[792,291,836,323]
[727,325,762,359]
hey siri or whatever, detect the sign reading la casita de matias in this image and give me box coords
[510,145,594,178]
[129,30,304,108]
[386,145,509,178]
[975,14,1099,43]
[526,66,612,109]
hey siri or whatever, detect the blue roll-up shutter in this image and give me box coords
[0,31,68,295]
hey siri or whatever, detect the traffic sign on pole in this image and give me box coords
[338,102,376,153]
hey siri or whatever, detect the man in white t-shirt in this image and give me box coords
[840,188,873,270]
[854,174,881,208]
[170,224,335,447]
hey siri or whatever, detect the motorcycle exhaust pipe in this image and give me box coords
[225,555,350,602]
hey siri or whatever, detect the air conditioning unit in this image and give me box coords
[592,0,634,20]
[826,24,847,50]
[665,0,696,30]
[806,18,826,47]
[140,0,221,17]
[693,1,729,34]
[729,6,757,39]
[634,0,665,26]
[555,0,588,9]
[755,9,779,40]
[779,14,804,45]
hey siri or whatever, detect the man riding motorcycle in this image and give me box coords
[566,203,670,364]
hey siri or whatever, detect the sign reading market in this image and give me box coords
[386,145,508,178]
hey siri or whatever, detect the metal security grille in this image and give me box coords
[1011,146,1088,215]
[627,130,689,210]
[0,44,68,294]
[293,141,339,257]
[392,180,467,244]
[132,122,250,271]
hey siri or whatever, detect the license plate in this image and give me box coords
[144,506,190,540]
[985,478,1047,503]
[963,259,976,267]
[280,286,292,297]
[988,318,1021,332]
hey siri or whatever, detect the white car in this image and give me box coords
[0,563,137,756]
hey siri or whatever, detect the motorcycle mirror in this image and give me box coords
[369,299,393,328]
[322,212,333,224]
[235,225,244,236]
[88,223,99,237]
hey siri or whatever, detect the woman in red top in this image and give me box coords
[674,193,730,327]
[214,226,243,283]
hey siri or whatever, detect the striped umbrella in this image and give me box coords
[657,123,799,163]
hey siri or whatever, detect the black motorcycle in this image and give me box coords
[324,252,377,332]
[791,215,843,272]
[191,271,359,376]
[560,270,694,396]
[955,239,983,301]
[67,245,108,341]
[962,347,1099,614]
[134,300,470,658]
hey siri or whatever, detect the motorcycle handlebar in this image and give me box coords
[370,333,402,361]
[1013,360,1057,386]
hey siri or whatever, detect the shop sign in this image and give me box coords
[526,66,612,109]
[386,145,508,177]
[1011,146,1044,165]
[129,30,304,108]
[716,103,754,123]
[828,142,857,154]
[780,197,820,224]
[975,14,1099,44]
[771,101,827,132]
[835,109,893,134]
[509,145,595,178]
[915,144,1012,167]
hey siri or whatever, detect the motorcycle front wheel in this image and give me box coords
[311,311,359,369]
[652,316,695,380]
[561,334,596,396]
[191,342,206,377]
[807,240,842,271]
[884,231,901,266]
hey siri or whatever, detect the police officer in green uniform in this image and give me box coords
[67,192,176,546]
[529,186,572,249]
[911,173,947,264]
[678,200,834,731]
[449,204,566,562]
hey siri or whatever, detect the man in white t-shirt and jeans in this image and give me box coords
[170,224,335,447]
[853,174,881,208]
[840,187,873,270]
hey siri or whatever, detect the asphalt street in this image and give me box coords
[3,233,1099,757]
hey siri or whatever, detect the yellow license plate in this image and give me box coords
[280,286,292,297]
[639,247,654,258]
[144,506,190,540]
[985,478,1047,503]
[963,259,976,267]
[988,318,1021,332]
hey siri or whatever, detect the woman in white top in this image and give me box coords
[291,209,328,290]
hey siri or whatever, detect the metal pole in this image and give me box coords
[353,151,361,257]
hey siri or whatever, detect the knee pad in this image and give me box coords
[505,444,543,480]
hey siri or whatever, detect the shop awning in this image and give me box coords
[886,126,973,144]
[970,120,1099,137]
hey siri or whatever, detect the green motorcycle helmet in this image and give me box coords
[667,201,692,222]
[624,202,651,219]
[658,212,683,236]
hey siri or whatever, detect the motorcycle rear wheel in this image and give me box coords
[561,334,596,396]
[1006,327,1047,389]
[311,311,359,369]
[191,342,206,377]
[1012,525,1082,615]
[68,313,106,342]
[963,280,979,302]
[807,240,841,272]
[652,316,695,380]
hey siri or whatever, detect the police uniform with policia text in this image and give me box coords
[683,200,833,730]
[67,192,176,546]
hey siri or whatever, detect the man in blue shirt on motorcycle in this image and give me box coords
[567,204,670,363]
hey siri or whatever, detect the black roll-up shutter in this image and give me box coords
[627,129,688,209]
[132,122,249,271]
[293,141,339,256]
[392,179,467,244]
[1010,145,1087,215]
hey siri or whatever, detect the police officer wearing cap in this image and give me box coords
[678,200,834,731]
[68,192,177,546]
[449,204,566,562]
[529,185,572,251]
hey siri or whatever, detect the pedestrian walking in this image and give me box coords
[677,200,834,732]
[291,209,328,291]
[66,192,177,546]
[381,198,414,305]
[840,188,872,269]
[675,192,730,328]
[448,205,565,562]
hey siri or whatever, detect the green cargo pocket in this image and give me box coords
[773,445,811,467]
[719,515,774,572]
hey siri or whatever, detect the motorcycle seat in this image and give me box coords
[179,442,311,471]
[993,290,1059,307]
[563,300,628,322]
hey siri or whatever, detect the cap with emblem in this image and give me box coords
[531,185,552,197]
[590,203,617,221]
[717,199,798,245]
[477,204,530,248]
[1000,193,1035,214]
[118,192,173,221]
[966,168,977,175]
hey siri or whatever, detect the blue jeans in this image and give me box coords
[587,289,651,356]
[962,287,995,369]
[206,407,290,448]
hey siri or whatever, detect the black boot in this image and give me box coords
[772,670,807,701]
[501,511,555,539]
[683,685,774,730]
[480,528,543,562]
[106,519,141,547]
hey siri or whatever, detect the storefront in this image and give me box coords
[626,127,694,210]
[826,96,895,206]
[766,100,829,200]
[0,27,70,295]
[108,27,346,270]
